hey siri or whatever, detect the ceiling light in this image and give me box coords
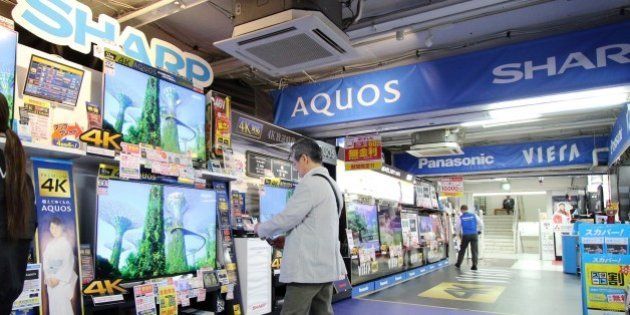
[501,182,511,191]
[461,116,541,127]
[424,31,433,48]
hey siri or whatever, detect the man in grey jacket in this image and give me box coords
[255,139,346,315]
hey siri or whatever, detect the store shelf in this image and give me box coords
[197,170,238,182]
[0,137,86,160]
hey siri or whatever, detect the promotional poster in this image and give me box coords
[32,158,82,315]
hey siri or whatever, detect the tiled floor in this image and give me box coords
[335,257,582,315]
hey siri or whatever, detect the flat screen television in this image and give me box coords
[159,79,206,160]
[95,180,217,280]
[0,27,17,127]
[23,55,84,106]
[346,200,380,250]
[259,185,293,223]
[103,60,206,160]
[377,201,402,247]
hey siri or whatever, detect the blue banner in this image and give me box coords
[31,158,82,315]
[394,136,609,176]
[609,104,630,166]
[273,21,630,129]
[578,224,630,314]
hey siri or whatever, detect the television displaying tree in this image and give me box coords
[161,86,182,153]
[127,76,160,146]
[165,191,189,274]
[100,201,140,269]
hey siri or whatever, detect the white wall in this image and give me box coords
[13,44,102,144]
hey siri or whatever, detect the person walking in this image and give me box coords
[254,139,346,315]
[454,205,483,271]
[0,93,36,315]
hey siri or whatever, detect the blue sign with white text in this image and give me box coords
[274,21,630,129]
[609,104,630,166]
[394,136,609,176]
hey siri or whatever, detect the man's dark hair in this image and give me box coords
[290,139,322,163]
[461,205,468,211]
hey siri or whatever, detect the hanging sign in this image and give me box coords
[209,91,232,156]
[344,134,382,171]
[12,0,214,87]
[31,158,82,315]
[395,136,609,176]
[437,177,464,197]
[609,104,630,166]
[273,21,630,129]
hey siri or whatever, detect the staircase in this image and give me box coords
[482,215,516,255]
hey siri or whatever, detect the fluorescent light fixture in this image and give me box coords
[473,191,546,197]
[501,182,511,191]
[461,87,629,128]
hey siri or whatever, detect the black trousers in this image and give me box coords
[456,234,479,268]
[0,240,31,315]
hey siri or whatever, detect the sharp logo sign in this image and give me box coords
[291,80,400,117]
[395,136,609,176]
[12,0,214,87]
[492,44,630,84]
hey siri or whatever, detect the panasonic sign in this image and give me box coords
[419,155,495,169]
[12,0,214,87]
[492,44,629,84]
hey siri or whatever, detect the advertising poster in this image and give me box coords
[134,284,157,315]
[11,264,42,312]
[158,285,178,315]
[438,177,464,198]
[579,224,630,314]
[19,97,52,143]
[209,91,231,156]
[0,26,17,128]
[344,134,382,171]
[32,158,81,315]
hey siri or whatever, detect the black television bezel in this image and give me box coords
[23,54,85,107]
[93,177,218,282]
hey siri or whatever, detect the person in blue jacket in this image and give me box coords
[455,205,484,271]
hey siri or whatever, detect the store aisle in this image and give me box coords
[337,258,581,315]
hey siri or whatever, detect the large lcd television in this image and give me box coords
[377,201,402,247]
[95,180,217,280]
[259,185,293,223]
[0,27,17,127]
[103,61,206,160]
[346,200,380,250]
[23,55,84,106]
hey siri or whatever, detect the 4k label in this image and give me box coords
[80,128,122,151]
[37,168,70,198]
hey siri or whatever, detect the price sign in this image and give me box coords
[80,128,123,151]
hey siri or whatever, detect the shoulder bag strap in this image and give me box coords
[313,174,341,215]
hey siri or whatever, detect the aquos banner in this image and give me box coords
[394,136,609,176]
[609,103,630,166]
[273,21,630,130]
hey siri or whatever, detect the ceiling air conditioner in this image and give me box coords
[214,9,358,76]
[407,129,464,158]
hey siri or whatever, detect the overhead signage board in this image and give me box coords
[394,136,609,176]
[12,0,213,87]
[233,111,338,165]
[273,21,630,129]
[609,103,629,166]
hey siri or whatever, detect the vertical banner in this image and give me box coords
[32,158,82,315]
[344,134,383,171]
[579,224,630,314]
[208,91,232,157]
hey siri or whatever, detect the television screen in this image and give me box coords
[377,202,402,247]
[159,79,206,160]
[96,180,217,280]
[259,185,293,222]
[103,62,160,146]
[23,55,84,106]
[103,61,206,160]
[0,28,17,127]
[346,201,380,250]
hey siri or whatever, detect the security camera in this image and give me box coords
[538,177,544,184]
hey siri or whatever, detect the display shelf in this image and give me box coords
[0,137,86,160]
[198,169,238,182]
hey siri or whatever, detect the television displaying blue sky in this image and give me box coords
[0,28,17,107]
[158,80,206,154]
[348,203,380,250]
[163,186,216,266]
[96,180,153,269]
[103,63,152,134]
[260,186,292,222]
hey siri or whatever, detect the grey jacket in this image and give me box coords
[258,166,347,284]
